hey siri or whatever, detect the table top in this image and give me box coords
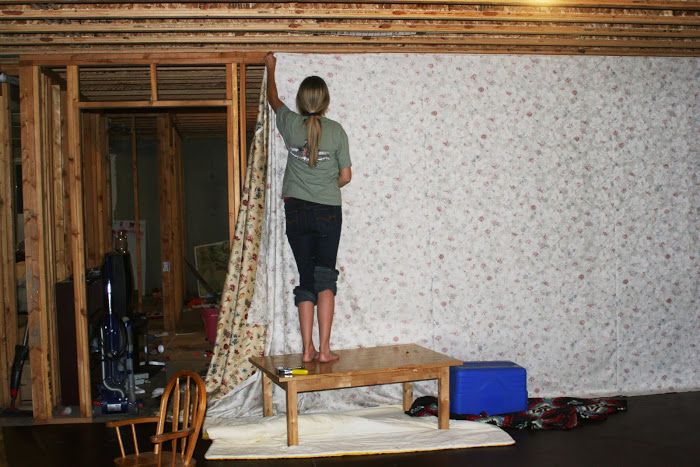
[249,343,463,383]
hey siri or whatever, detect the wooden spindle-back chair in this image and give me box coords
[106,370,207,466]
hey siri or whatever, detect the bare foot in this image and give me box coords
[318,351,339,363]
[302,348,319,363]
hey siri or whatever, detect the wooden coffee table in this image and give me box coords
[249,343,463,446]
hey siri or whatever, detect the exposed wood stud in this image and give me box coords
[172,128,185,325]
[130,117,143,312]
[239,64,247,186]
[0,79,17,407]
[157,114,184,331]
[150,63,158,102]
[51,84,69,282]
[100,114,111,258]
[65,65,92,419]
[225,63,241,241]
[40,72,60,408]
[19,65,53,421]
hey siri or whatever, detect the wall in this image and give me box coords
[210,53,699,418]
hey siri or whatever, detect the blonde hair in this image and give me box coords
[296,76,330,167]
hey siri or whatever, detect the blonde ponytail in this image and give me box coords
[306,115,322,167]
[296,76,330,168]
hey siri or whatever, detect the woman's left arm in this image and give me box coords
[264,53,284,111]
[338,166,352,187]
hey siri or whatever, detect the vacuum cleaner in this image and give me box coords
[95,231,137,414]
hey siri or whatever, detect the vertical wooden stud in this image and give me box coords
[65,65,92,419]
[225,63,240,241]
[60,89,72,276]
[0,79,18,407]
[172,128,185,324]
[96,114,111,258]
[130,117,143,312]
[157,114,174,332]
[238,64,247,187]
[81,113,97,267]
[51,84,69,282]
[150,64,158,102]
[81,113,111,267]
[20,65,52,421]
[40,73,60,408]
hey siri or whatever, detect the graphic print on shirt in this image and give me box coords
[288,142,331,164]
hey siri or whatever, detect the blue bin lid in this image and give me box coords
[453,361,524,370]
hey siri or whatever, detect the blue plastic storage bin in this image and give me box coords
[449,361,528,415]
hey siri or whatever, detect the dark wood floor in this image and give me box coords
[2,391,699,467]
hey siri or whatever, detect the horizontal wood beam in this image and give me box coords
[9,43,700,57]
[0,1,698,9]
[3,20,700,38]
[18,52,265,66]
[78,99,230,109]
[7,33,698,50]
[1,5,699,26]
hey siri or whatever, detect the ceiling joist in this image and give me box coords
[0,1,698,57]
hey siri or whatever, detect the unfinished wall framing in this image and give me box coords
[7,55,258,422]
[18,66,75,420]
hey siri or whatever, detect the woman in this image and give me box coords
[264,53,352,363]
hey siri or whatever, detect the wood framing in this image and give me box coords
[0,79,17,407]
[226,63,241,241]
[149,64,158,102]
[40,72,60,408]
[1,2,698,57]
[65,65,92,419]
[130,117,143,312]
[157,115,174,331]
[82,113,111,268]
[19,65,53,421]
[173,129,185,327]
[157,114,185,332]
[50,84,70,283]
[239,64,248,184]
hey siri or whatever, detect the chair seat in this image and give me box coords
[114,451,196,466]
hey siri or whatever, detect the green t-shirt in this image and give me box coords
[276,104,351,206]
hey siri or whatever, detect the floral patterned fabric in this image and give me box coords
[205,73,269,399]
[206,53,699,420]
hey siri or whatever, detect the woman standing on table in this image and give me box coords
[264,53,352,363]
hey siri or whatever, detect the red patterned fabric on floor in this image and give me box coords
[407,396,627,430]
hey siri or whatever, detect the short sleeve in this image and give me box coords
[337,125,351,169]
[275,104,294,143]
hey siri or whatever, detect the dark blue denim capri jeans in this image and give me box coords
[284,197,342,306]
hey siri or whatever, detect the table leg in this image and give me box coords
[285,381,299,446]
[438,367,450,429]
[402,382,413,411]
[262,373,273,417]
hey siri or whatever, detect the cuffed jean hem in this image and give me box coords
[293,286,317,306]
[314,266,339,296]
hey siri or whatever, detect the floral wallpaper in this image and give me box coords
[207,53,699,420]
